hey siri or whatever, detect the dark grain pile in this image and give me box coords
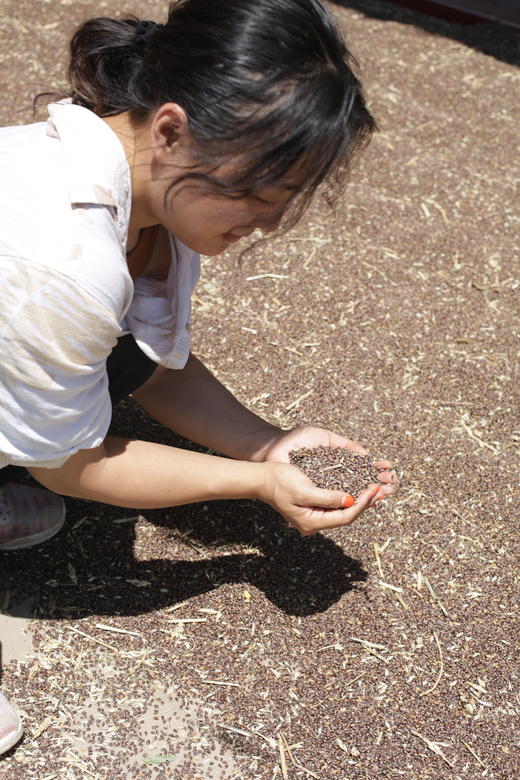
[0,0,519,778]
[289,446,381,496]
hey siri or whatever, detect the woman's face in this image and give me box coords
[153,172,299,256]
[136,104,306,254]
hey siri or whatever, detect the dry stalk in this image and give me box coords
[344,671,367,688]
[66,626,122,654]
[360,260,398,286]
[31,715,54,739]
[420,631,444,697]
[281,732,296,765]
[462,740,487,768]
[303,246,317,269]
[349,638,386,650]
[423,576,450,618]
[424,197,450,225]
[410,729,454,768]
[349,638,389,664]
[319,463,344,473]
[295,764,320,779]
[269,341,303,357]
[278,734,289,780]
[285,388,314,412]
[94,623,142,637]
[364,647,390,664]
[246,273,289,281]
[252,730,278,749]
[373,543,384,577]
[378,580,409,609]
[164,602,188,613]
[218,723,253,738]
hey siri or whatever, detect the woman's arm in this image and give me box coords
[29,437,267,507]
[132,353,283,461]
[133,354,397,500]
[28,437,379,535]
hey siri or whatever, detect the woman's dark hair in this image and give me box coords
[60,0,377,219]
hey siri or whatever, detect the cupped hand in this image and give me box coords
[260,426,369,463]
[259,426,398,502]
[261,461,381,536]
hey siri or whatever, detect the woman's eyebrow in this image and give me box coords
[261,182,300,197]
[260,180,301,194]
[282,182,301,191]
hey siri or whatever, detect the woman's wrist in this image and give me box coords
[241,424,285,463]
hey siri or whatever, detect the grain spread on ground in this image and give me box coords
[1,0,518,778]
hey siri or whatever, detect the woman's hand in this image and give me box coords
[260,461,381,536]
[260,426,368,462]
[259,426,398,503]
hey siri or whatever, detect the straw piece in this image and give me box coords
[278,734,289,780]
[419,631,444,697]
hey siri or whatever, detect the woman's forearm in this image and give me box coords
[28,435,392,537]
[132,353,282,461]
[29,437,267,508]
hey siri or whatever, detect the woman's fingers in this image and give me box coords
[265,460,397,537]
[296,462,398,511]
[300,484,354,510]
[373,461,399,497]
[291,483,380,535]
[376,467,399,498]
[373,458,393,470]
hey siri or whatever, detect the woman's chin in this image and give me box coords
[222,232,242,245]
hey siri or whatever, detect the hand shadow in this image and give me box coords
[1,399,367,621]
[1,496,367,621]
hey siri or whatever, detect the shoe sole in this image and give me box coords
[0,721,23,756]
[0,500,66,551]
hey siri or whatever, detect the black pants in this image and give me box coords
[0,335,157,486]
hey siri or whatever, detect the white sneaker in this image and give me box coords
[0,691,23,755]
[0,483,66,550]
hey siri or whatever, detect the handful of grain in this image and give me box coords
[289,446,381,500]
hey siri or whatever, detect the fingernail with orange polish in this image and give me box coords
[343,494,355,508]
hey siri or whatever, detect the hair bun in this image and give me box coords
[133,20,162,46]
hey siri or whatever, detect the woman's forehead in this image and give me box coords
[177,139,319,200]
[255,155,316,194]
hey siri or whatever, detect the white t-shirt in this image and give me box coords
[0,101,200,469]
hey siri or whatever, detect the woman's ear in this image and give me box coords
[149,103,191,162]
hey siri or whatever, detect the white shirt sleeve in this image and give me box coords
[0,257,122,469]
[124,234,201,369]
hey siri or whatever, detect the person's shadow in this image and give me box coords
[1,400,367,622]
